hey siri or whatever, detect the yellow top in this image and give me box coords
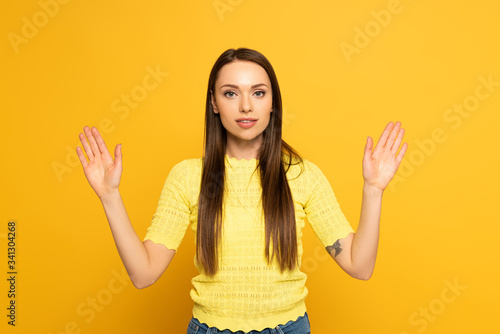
[143,154,355,332]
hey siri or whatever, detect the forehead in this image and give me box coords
[216,61,270,87]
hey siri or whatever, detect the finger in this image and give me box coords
[79,131,94,162]
[76,146,88,168]
[373,121,394,153]
[390,127,405,154]
[83,126,101,158]
[396,142,408,164]
[385,121,401,150]
[91,127,113,162]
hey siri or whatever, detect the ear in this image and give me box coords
[210,89,218,113]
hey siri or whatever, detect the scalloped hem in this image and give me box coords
[192,300,307,332]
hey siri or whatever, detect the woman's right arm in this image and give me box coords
[77,126,175,289]
[99,190,176,289]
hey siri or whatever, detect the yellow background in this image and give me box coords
[1,0,498,333]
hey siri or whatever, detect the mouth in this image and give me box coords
[236,119,258,128]
[236,118,258,122]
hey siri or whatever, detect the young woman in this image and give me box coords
[76,47,407,334]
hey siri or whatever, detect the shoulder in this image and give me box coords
[301,157,319,171]
[171,157,200,168]
[297,158,327,183]
[282,155,321,182]
[291,156,321,174]
[167,157,202,179]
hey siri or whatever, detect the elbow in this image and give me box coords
[355,272,372,281]
[131,275,156,290]
[132,281,149,289]
[356,271,373,281]
[133,280,153,289]
[347,259,375,280]
[349,267,373,281]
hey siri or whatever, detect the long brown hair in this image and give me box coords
[197,47,304,276]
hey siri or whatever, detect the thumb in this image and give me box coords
[364,136,372,159]
[115,144,122,167]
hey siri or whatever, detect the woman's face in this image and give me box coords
[211,60,273,155]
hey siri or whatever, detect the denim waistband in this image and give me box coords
[187,312,310,334]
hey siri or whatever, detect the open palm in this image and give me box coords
[76,126,123,200]
[362,121,408,191]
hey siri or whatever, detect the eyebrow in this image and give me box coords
[219,83,268,89]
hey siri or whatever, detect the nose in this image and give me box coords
[240,92,252,112]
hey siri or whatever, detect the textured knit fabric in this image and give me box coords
[143,154,355,332]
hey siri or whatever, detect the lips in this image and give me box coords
[236,118,257,128]
[236,118,257,122]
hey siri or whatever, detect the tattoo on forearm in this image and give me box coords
[326,239,343,257]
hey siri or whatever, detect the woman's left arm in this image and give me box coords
[329,121,407,280]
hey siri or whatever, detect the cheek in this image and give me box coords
[261,113,272,128]
[219,115,231,129]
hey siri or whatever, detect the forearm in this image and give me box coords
[350,183,383,280]
[100,190,151,288]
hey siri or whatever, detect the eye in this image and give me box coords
[255,91,266,97]
[223,91,236,98]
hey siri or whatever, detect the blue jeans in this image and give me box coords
[186,312,310,334]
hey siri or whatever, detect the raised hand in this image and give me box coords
[76,126,123,200]
[362,121,408,191]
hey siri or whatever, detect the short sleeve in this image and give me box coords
[304,161,355,248]
[143,159,192,252]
